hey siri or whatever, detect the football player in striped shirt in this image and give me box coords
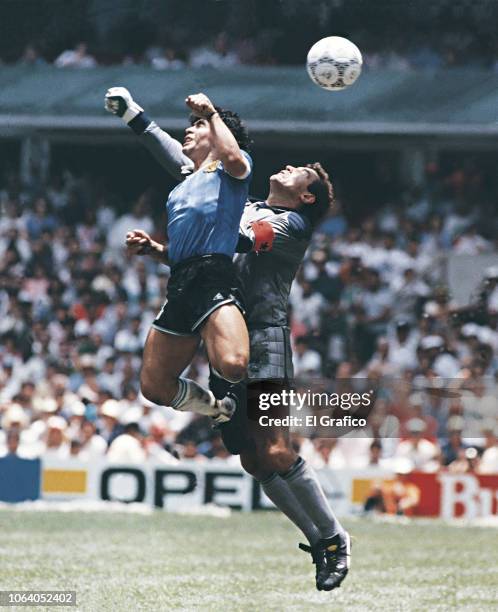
[117,86,351,590]
[105,87,252,424]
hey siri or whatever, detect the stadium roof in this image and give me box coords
[1,66,498,146]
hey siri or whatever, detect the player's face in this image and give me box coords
[270,165,319,202]
[182,119,212,160]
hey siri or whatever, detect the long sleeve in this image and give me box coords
[129,113,194,181]
[237,203,312,260]
[139,121,194,181]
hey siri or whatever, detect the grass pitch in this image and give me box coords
[0,509,497,611]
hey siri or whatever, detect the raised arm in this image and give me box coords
[105,87,193,182]
[185,93,250,179]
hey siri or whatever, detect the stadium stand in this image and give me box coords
[2,0,498,70]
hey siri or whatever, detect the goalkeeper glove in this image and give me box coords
[104,87,144,124]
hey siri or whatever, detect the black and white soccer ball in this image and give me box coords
[306,36,363,91]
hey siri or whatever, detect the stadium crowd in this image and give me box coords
[9,30,498,73]
[0,157,497,479]
[3,0,498,71]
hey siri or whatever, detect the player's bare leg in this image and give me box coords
[201,304,249,384]
[140,328,229,418]
[140,327,199,405]
[201,303,249,406]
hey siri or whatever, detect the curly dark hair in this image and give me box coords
[304,162,335,227]
[189,106,252,152]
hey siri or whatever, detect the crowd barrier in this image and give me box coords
[1,456,497,519]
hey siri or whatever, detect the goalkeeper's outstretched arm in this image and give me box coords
[104,87,193,182]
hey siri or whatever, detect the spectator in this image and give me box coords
[453,225,492,255]
[79,419,107,460]
[336,436,375,469]
[99,399,123,445]
[26,197,58,240]
[448,447,480,473]
[321,297,348,372]
[306,249,342,301]
[150,47,185,70]
[478,425,498,474]
[461,379,497,436]
[114,316,143,354]
[393,418,440,472]
[97,357,123,398]
[0,430,21,457]
[1,402,29,434]
[190,32,240,68]
[391,268,430,322]
[400,393,438,439]
[386,320,419,372]
[3,4,498,71]
[107,196,153,253]
[290,280,326,333]
[366,337,398,377]
[367,440,390,468]
[18,44,46,66]
[441,416,467,465]
[306,438,347,470]
[144,413,178,464]
[293,336,322,377]
[107,423,146,463]
[179,440,207,462]
[41,416,70,459]
[69,438,83,458]
[353,268,393,361]
[54,42,97,69]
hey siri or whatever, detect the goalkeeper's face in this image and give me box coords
[182,118,212,162]
[270,165,319,203]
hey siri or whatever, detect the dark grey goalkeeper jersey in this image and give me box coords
[235,201,311,329]
[235,201,312,379]
[134,119,312,379]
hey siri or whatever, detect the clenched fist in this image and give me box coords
[185,93,216,119]
[105,87,143,123]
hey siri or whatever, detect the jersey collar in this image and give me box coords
[258,201,297,214]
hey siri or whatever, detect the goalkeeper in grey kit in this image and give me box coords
[105,87,351,592]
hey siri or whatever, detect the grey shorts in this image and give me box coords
[219,325,293,455]
[247,326,293,381]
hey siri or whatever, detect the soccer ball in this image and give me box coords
[306,36,363,91]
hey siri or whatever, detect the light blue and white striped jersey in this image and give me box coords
[166,152,252,264]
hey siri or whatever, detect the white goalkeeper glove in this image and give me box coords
[104,87,144,124]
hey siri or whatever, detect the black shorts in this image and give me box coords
[152,254,245,336]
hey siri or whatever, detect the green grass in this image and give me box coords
[0,510,497,611]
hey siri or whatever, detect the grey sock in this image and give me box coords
[281,457,345,540]
[261,473,321,546]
